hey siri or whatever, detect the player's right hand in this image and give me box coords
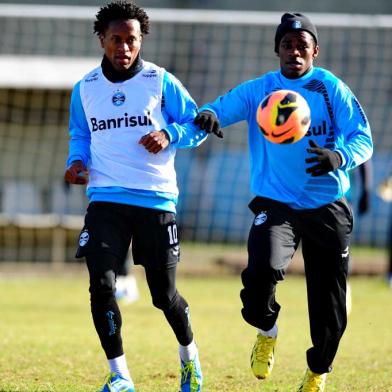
[64,160,89,185]
[194,111,223,138]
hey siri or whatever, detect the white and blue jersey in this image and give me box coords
[67,60,206,213]
[200,66,373,209]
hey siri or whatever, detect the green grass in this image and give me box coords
[0,272,391,391]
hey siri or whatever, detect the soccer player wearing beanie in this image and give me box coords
[195,12,373,391]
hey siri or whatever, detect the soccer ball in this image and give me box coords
[256,89,311,144]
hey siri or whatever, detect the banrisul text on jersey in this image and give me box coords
[90,111,153,131]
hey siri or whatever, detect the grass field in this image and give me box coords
[0,260,391,392]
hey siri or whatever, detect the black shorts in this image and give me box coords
[247,195,353,272]
[76,201,180,269]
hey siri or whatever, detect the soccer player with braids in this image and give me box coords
[64,2,204,391]
[195,12,373,391]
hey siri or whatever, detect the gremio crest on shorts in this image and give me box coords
[254,212,267,226]
[79,230,89,246]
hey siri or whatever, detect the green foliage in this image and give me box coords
[0,275,391,391]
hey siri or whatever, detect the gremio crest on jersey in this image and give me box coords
[112,90,126,106]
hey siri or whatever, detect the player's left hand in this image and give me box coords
[139,130,170,154]
[305,140,343,176]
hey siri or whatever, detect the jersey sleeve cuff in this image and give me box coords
[199,106,217,116]
[66,155,86,168]
[335,150,347,168]
[163,125,179,144]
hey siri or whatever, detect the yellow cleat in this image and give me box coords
[250,333,277,379]
[297,368,327,392]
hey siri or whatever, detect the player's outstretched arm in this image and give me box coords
[161,71,207,149]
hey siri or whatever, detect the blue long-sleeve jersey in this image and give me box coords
[67,66,206,213]
[200,67,373,209]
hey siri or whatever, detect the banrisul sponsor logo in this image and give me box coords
[90,111,153,132]
[305,120,330,137]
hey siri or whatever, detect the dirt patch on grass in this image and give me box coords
[212,253,387,277]
[0,250,387,279]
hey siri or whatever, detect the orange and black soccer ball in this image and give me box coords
[256,89,311,144]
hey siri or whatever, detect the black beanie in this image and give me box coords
[274,12,318,53]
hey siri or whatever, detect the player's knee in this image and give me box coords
[241,265,284,287]
[151,289,179,311]
[89,269,116,301]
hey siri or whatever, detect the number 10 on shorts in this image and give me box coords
[167,223,178,245]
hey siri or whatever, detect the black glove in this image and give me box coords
[194,111,223,138]
[358,189,370,215]
[305,140,343,177]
